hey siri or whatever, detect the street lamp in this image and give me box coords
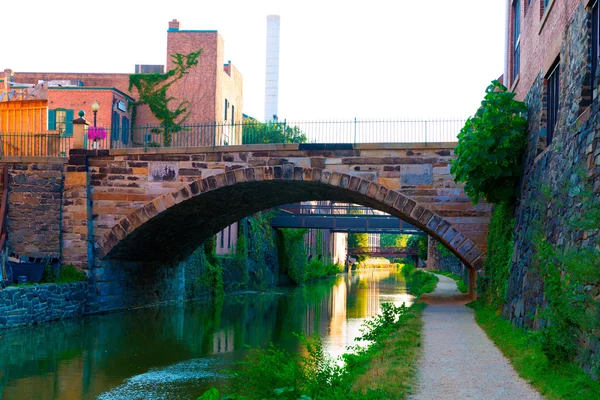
[91,101,100,150]
[91,101,99,127]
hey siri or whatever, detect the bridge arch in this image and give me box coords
[95,166,486,270]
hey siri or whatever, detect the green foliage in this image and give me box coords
[277,228,342,284]
[401,265,439,298]
[58,265,86,283]
[450,80,528,204]
[306,259,343,281]
[227,335,345,400]
[530,181,600,366]
[469,300,600,399]
[129,49,202,146]
[348,233,369,262]
[407,235,427,260]
[40,264,85,284]
[242,119,307,144]
[477,201,515,308]
[380,234,409,248]
[199,302,426,399]
[278,228,309,283]
[198,237,224,300]
[357,302,408,342]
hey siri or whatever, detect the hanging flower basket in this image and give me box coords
[88,126,107,141]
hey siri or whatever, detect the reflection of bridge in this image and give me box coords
[347,247,419,257]
[271,204,424,234]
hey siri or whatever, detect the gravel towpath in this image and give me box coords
[408,274,543,400]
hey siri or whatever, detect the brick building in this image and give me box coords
[10,19,243,145]
[503,0,600,374]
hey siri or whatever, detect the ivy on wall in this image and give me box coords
[476,201,515,309]
[530,179,600,365]
[129,49,202,146]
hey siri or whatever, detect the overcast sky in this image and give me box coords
[3,0,506,121]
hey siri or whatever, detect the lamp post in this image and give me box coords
[91,101,99,150]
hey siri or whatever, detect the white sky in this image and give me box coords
[3,0,506,121]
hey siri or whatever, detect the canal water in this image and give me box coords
[0,268,412,399]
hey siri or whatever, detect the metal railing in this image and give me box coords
[347,247,419,256]
[277,203,390,216]
[0,132,72,157]
[0,118,464,157]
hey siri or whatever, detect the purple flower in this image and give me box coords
[88,127,107,141]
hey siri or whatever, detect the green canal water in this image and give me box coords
[0,268,413,400]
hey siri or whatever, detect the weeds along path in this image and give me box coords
[408,274,543,400]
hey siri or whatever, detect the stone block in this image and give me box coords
[401,164,433,185]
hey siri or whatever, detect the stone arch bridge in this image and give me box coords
[4,142,491,311]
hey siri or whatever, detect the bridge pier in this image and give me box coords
[468,269,477,300]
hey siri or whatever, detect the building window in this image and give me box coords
[48,108,74,136]
[231,105,235,125]
[546,62,560,146]
[227,225,231,249]
[111,111,120,141]
[224,99,229,120]
[512,0,521,83]
[592,1,599,91]
[220,230,224,248]
[121,116,130,145]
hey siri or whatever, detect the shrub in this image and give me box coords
[451,80,528,204]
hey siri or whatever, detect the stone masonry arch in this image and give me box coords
[95,166,486,270]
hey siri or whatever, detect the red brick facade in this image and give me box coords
[11,19,243,142]
[506,0,582,100]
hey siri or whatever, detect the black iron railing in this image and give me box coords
[0,118,464,157]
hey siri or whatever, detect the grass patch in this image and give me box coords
[432,270,468,294]
[401,265,439,297]
[350,302,425,397]
[468,300,600,399]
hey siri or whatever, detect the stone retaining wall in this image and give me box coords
[506,3,600,376]
[0,282,87,329]
[1,158,66,259]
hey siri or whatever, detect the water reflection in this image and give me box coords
[0,268,411,399]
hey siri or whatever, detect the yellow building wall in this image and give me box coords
[0,99,48,133]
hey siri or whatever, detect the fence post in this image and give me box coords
[144,124,148,153]
[353,117,357,145]
[424,121,428,143]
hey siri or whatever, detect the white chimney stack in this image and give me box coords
[265,15,280,122]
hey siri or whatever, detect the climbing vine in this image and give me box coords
[451,80,528,204]
[128,49,202,146]
[530,178,600,365]
[198,236,224,300]
[476,201,516,309]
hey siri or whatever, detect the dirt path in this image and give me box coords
[408,274,543,400]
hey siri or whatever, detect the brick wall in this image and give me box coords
[507,0,582,99]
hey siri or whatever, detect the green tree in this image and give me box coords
[450,80,528,204]
[348,233,369,262]
[380,234,409,248]
[407,235,427,260]
[242,119,307,144]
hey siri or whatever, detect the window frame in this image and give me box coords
[512,0,521,84]
[546,61,560,146]
[592,1,599,94]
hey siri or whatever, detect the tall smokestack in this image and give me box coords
[265,15,280,122]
